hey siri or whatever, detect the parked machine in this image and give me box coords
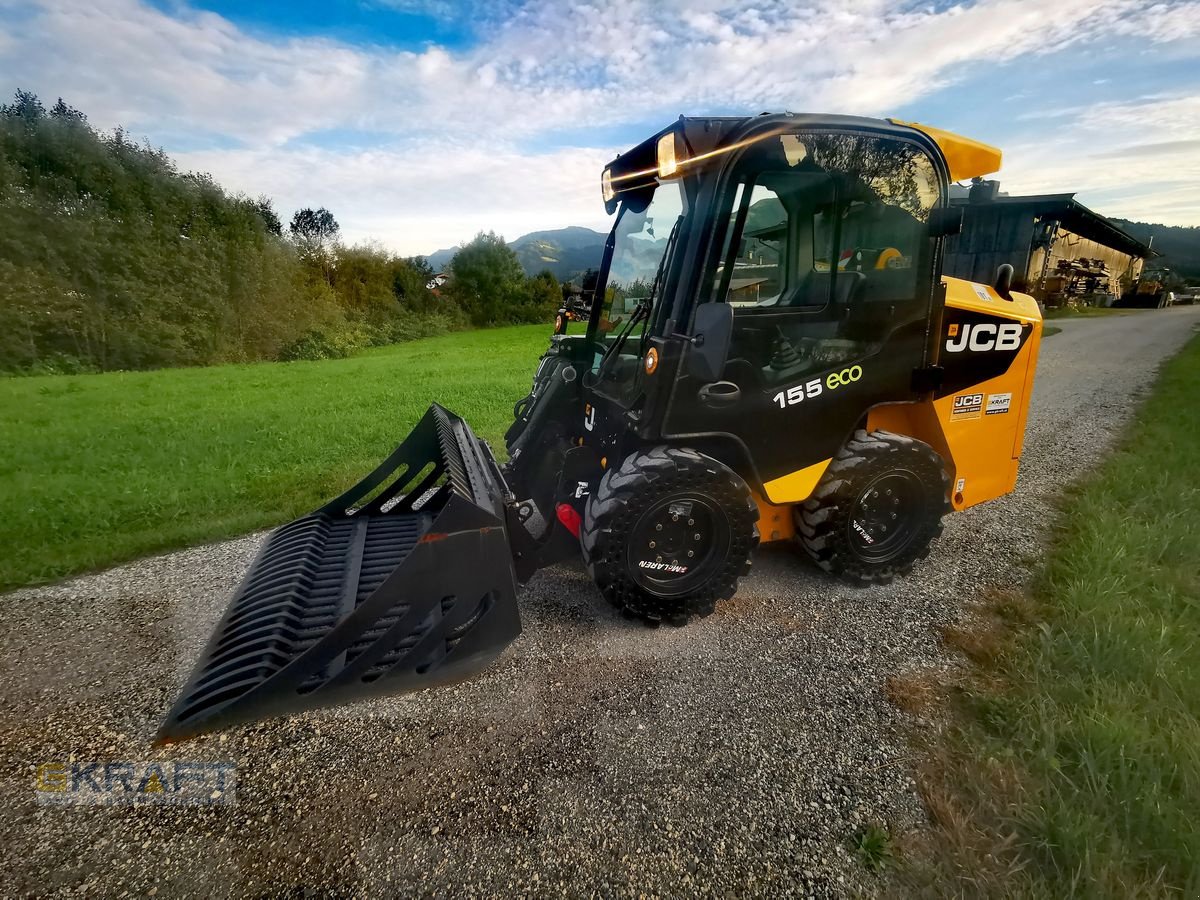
[159,114,1043,742]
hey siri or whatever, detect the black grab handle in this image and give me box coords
[698,381,741,409]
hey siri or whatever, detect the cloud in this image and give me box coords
[174,139,617,253]
[1,0,1198,250]
[1000,94,1200,225]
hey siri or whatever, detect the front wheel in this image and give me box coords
[581,447,759,625]
[795,430,950,585]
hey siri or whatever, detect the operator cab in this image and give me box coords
[585,115,959,499]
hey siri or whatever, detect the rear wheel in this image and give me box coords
[581,446,759,624]
[795,430,949,584]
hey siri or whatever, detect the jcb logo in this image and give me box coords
[946,322,1022,353]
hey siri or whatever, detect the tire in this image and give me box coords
[581,446,759,625]
[795,430,950,585]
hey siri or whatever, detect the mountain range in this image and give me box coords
[426,226,606,282]
[424,219,1200,285]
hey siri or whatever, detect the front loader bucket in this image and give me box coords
[157,404,521,743]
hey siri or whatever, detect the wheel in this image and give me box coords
[581,446,759,625]
[795,430,950,585]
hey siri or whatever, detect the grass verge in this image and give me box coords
[900,332,1200,897]
[902,336,1195,897]
[0,324,550,591]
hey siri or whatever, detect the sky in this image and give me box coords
[1,0,1198,255]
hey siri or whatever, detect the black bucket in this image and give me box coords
[157,404,521,743]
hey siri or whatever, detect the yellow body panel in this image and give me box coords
[753,493,797,543]
[869,278,1042,511]
[762,457,832,505]
[753,277,1041,539]
[889,120,1002,182]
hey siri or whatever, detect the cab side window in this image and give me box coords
[709,132,940,387]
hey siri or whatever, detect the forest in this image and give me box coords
[0,91,561,374]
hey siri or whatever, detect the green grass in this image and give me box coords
[1042,325,1063,338]
[0,325,551,591]
[908,333,1200,897]
[854,824,894,873]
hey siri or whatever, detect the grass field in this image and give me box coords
[908,333,1200,897]
[0,325,550,591]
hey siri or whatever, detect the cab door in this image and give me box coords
[663,130,945,503]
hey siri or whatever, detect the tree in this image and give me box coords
[522,269,561,321]
[253,196,282,236]
[289,207,339,254]
[392,256,436,310]
[49,98,87,125]
[0,89,45,123]
[447,231,528,326]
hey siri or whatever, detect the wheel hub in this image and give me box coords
[847,470,927,564]
[628,496,729,596]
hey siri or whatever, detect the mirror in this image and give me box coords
[687,302,733,382]
[994,263,1014,300]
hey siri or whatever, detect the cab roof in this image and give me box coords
[608,113,1002,188]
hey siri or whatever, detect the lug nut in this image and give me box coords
[688,519,694,526]
[656,523,663,531]
[649,541,656,548]
[672,515,679,522]
[656,555,662,563]
[687,550,694,558]
[694,533,701,540]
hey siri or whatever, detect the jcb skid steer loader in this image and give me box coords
[159,114,1042,742]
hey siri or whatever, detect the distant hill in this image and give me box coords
[426,226,606,281]
[1111,220,1200,281]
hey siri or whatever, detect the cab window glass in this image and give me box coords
[710,131,939,386]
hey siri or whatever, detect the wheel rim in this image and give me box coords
[846,470,928,564]
[627,494,730,597]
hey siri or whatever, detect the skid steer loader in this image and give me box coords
[159,114,1042,742]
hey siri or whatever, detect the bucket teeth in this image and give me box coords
[157,404,521,743]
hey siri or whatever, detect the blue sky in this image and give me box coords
[2,0,1198,254]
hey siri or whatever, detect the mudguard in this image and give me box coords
[157,404,521,743]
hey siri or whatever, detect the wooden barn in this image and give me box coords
[942,183,1155,305]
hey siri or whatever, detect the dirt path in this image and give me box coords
[2,307,1197,898]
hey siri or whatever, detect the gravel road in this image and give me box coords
[3,307,1198,898]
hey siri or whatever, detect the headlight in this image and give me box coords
[657,133,678,178]
[601,168,614,202]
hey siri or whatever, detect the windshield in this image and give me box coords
[597,181,685,341]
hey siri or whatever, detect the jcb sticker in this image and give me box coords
[951,392,983,421]
[986,392,1013,415]
[772,365,862,410]
[946,322,1022,353]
